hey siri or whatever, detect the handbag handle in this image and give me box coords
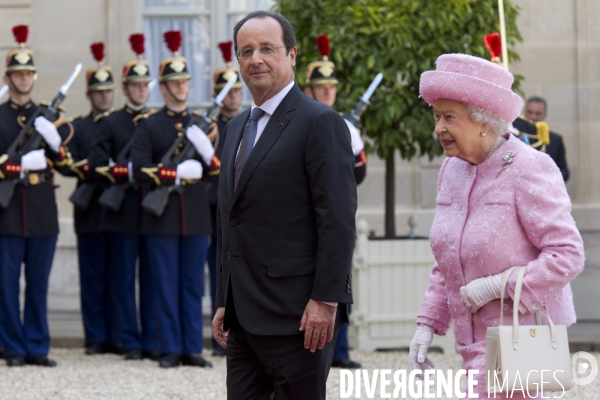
[499,266,558,350]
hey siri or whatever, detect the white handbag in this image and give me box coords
[486,266,572,395]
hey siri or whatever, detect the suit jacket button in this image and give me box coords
[346,289,351,294]
[347,284,351,289]
[230,219,237,226]
[227,251,231,259]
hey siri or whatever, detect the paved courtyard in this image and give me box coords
[1,349,599,399]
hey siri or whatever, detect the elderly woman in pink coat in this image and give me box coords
[409,54,585,399]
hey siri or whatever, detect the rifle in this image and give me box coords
[342,72,383,128]
[72,80,159,211]
[0,64,82,209]
[141,74,238,217]
[97,80,159,212]
[97,136,136,212]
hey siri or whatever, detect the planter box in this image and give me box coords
[348,219,456,354]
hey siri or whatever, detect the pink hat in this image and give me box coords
[419,54,523,123]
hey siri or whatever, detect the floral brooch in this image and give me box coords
[496,150,516,178]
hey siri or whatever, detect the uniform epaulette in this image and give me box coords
[192,110,204,117]
[40,101,67,113]
[93,108,116,123]
[133,109,158,125]
[534,121,550,146]
[68,114,83,123]
[517,115,535,124]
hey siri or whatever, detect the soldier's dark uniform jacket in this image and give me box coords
[88,105,149,233]
[512,116,569,182]
[0,99,72,237]
[131,107,220,236]
[65,111,113,234]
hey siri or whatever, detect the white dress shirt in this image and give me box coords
[250,80,295,145]
[235,80,295,161]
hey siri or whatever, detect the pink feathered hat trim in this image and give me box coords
[419,53,523,123]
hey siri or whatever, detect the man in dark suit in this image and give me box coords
[212,11,357,400]
[525,96,569,181]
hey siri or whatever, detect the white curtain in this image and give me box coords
[143,15,211,105]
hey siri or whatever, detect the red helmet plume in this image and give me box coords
[316,35,330,58]
[12,25,28,45]
[164,30,182,53]
[90,42,105,63]
[484,33,502,60]
[218,41,233,64]
[129,33,145,57]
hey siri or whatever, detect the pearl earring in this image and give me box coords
[481,131,486,137]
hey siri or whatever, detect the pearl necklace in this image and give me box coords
[485,136,504,161]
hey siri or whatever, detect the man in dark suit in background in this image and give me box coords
[525,96,569,181]
[212,10,357,400]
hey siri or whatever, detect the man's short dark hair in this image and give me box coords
[233,11,296,56]
[526,96,547,111]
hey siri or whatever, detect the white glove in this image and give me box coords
[409,324,435,379]
[186,125,215,164]
[34,116,62,152]
[20,149,48,178]
[175,159,203,184]
[127,161,134,184]
[345,120,364,155]
[459,273,503,313]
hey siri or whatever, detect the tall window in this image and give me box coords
[143,0,274,108]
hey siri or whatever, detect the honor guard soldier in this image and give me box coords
[207,40,243,357]
[524,96,569,182]
[66,42,121,355]
[304,35,367,185]
[0,25,73,367]
[87,34,158,361]
[131,30,219,368]
[304,34,364,369]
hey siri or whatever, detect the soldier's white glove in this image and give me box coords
[186,125,214,164]
[459,273,503,313]
[34,116,62,152]
[345,120,364,155]
[176,159,203,184]
[20,149,48,178]
[409,324,435,379]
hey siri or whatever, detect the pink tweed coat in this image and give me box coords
[416,134,584,397]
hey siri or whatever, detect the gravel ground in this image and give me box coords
[1,349,598,399]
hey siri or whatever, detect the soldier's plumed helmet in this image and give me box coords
[5,25,36,74]
[86,42,115,91]
[305,35,338,86]
[122,33,152,84]
[159,31,191,83]
[213,41,242,93]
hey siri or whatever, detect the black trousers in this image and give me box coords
[225,291,341,400]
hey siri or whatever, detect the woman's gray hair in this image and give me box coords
[466,104,509,136]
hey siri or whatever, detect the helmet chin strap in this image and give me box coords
[8,74,33,96]
[164,82,186,104]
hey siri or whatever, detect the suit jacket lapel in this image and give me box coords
[226,108,250,202]
[232,84,301,205]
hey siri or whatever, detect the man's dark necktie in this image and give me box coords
[234,107,265,191]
